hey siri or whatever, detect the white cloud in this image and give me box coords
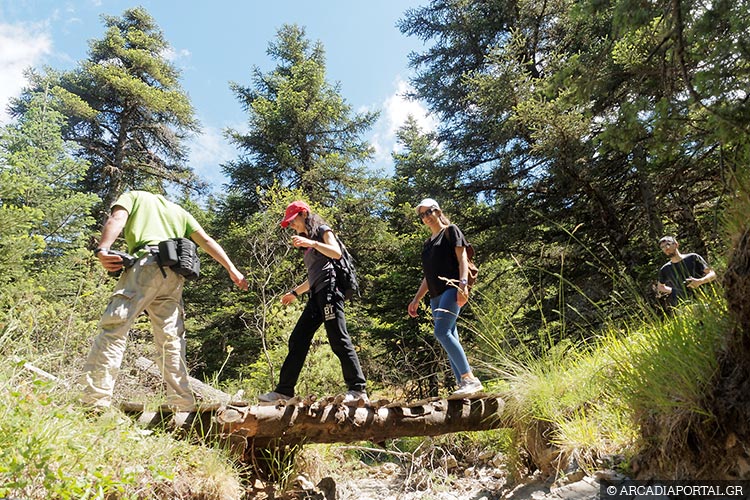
[0,22,52,125]
[187,123,239,192]
[162,46,191,63]
[369,77,438,172]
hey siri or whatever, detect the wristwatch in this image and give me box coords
[459,278,468,286]
[94,247,108,256]
[290,289,299,297]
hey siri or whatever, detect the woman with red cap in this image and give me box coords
[257,201,368,403]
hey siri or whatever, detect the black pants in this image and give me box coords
[275,284,366,397]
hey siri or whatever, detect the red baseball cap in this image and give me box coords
[280,200,310,228]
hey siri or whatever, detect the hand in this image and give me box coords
[685,277,701,289]
[230,270,248,291]
[407,299,420,318]
[97,250,124,273]
[281,292,297,306]
[656,283,672,295]
[457,286,469,307]
[291,235,315,249]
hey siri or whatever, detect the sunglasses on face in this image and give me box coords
[419,208,437,220]
[660,242,674,249]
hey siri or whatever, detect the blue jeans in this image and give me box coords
[430,287,471,383]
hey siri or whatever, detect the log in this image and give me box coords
[12,356,71,388]
[134,356,232,404]
[215,393,505,447]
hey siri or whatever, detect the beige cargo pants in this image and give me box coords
[80,253,195,410]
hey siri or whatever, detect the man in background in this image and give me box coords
[81,190,248,411]
[656,235,716,307]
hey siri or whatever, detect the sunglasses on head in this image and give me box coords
[419,208,437,219]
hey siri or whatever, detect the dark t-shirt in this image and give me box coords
[422,224,469,298]
[658,253,710,305]
[305,224,336,293]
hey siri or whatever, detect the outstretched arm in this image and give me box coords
[190,229,248,290]
[455,246,470,307]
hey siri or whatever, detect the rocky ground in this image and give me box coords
[252,456,625,499]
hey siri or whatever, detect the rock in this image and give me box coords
[317,476,337,500]
[491,468,506,479]
[294,474,315,491]
[491,453,505,468]
[381,462,399,475]
[593,469,627,482]
[552,469,585,488]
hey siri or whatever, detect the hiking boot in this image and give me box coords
[342,390,369,404]
[257,391,292,403]
[452,376,483,396]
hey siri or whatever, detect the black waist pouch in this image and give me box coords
[157,238,200,280]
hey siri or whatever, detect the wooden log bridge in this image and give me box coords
[122,357,505,451]
[217,393,504,447]
[121,394,505,450]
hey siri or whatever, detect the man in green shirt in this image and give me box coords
[81,191,248,411]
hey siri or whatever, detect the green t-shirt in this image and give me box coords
[113,191,203,255]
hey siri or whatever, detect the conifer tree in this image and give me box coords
[223,24,378,217]
[0,90,98,328]
[399,0,749,337]
[12,7,201,220]
[0,91,97,279]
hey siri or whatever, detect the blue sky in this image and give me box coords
[0,0,438,192]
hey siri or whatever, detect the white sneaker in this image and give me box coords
[342,390,369,404]
[452,377,483,396]
[258,391,292,402]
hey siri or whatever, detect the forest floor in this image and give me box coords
[250,456,617,499]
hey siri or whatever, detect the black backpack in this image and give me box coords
[331,234,360,300]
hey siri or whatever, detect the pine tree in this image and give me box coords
[12,7,201,221]
[0,90,98,283]
[223,24,378,218]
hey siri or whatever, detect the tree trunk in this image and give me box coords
[724,227,750,332]
[215,394,504,447]
[121,394,505,450]
[126,358,505,455]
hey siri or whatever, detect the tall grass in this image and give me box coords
[0,276,248,500]
[464,247,727,476]
[0,355,245,499]
[605,292,726,418]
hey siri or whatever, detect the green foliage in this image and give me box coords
[250,440,304,489]
[0,92,97,257]
[186,187,305,381]
[12,7,202,215]
[0,358,243,499]
[606,290,727,418]
[0,91,100,350]
[224,23,378,216]
[398,0,742,345]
